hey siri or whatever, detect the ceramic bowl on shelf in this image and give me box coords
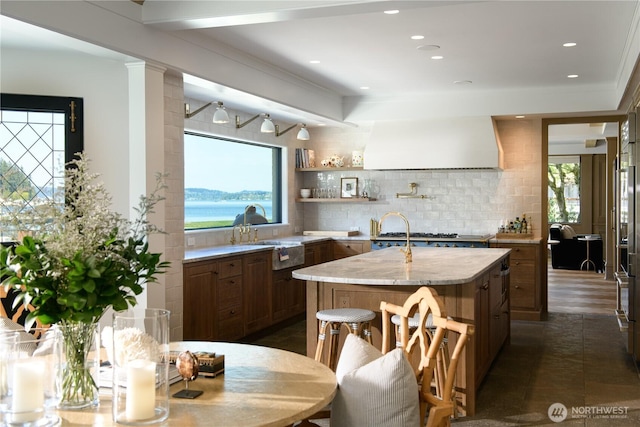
[300,188,311,198]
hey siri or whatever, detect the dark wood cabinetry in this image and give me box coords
[243,252,272,335]
[272,267,305,323]
[304,240,333,266]
[183,261,217,341]
[216,257,244,341]
[184,238,370,341]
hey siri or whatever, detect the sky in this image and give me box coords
[184,133,273,192]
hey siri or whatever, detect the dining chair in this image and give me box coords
[1,286,48,338]
[380,286,474,427]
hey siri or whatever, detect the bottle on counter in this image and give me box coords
[521,214,528,234]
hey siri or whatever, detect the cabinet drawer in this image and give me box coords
[510,279,535,308]
[217,276,242,308]
[217,304,243,341]
[504,245,536,261]
[219,257,242,278]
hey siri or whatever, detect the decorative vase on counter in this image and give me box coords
[58,321,100,409]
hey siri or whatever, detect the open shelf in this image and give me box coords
[295,167,364,172]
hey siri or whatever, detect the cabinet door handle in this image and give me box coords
[482,282,489,290]
[229,263,235,267]
[514,285,521,289]
[230,310,236,315]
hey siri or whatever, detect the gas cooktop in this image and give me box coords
[377,232,458,239]
[373,232,493,241]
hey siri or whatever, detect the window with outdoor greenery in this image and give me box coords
[0,94,83,242]
[548,155,581,224]
[184,132,282,230]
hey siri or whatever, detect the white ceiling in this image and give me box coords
[1,0,639,138]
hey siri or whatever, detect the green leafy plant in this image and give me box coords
[0,153,169,325]
[0,153,170,408]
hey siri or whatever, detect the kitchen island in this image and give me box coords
[292,246,511,416]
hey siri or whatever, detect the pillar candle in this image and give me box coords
[126,359,156,420]
[12,360,44,422]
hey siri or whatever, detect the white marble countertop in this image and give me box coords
[183,234,369,263]
[292,246,511,286]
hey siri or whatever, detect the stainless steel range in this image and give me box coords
[371,232,494,250]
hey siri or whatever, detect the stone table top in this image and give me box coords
[292,247,511,286]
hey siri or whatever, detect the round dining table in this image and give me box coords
[55,341,337,427]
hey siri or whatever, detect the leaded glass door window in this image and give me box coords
[0,94,83,241]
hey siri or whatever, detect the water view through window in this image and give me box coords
[184,132,281,229]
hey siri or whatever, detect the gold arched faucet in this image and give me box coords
[378,212,412,263]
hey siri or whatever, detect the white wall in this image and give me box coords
[1,48,131,216]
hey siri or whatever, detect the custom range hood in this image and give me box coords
[363,116,503,170]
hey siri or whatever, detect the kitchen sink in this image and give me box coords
[253,241,305,270]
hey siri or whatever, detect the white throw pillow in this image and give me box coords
[561,225,577,239]
[0,317,37,355]
[331,334,420,427]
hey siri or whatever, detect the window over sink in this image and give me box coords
[184,131,282,230]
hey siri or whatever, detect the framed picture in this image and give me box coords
[341,177,358,198]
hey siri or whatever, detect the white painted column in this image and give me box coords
[126,61,167,312]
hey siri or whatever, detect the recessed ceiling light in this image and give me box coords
[417,44,440,51]
[515,115,525,119]
[431,55,444,60]
[453,80,472,85]
[411,35,424,40]
[360,86,370,90]
[309,60,320,64]
[567,74,579,79]
[384,10,399,15]
[563,42,577,47]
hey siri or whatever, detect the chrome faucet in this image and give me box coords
[378,212,412,263]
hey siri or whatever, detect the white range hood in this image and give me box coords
[363,116,503,170]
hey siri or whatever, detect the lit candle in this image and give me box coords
[126,359,156,420]
[12,360,45,422]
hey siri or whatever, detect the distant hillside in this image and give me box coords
[185,188,271,201]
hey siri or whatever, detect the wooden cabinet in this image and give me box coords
[183,260,217,341]
[272,267,305,323]
[243,251,272,335]
[304,240,333,266]
[333,239,370,259]
[490,241,541,320]
[216,257,244,341]
[474,262,510,384]
[183,256,245,341]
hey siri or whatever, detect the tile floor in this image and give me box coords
[250,274,640,426]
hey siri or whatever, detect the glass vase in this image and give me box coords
[111,308,171,425]
[58,321,100,409]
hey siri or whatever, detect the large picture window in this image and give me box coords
[548,155,581,224]
[184,132,282,230]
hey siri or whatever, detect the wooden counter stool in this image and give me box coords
[314,308,376,371]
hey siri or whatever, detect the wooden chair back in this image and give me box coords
[380,286,474,427]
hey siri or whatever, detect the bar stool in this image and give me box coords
[314,308,376,371]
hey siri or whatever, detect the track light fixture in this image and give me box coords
[184,101,230,124]
[236,113,275,133]
[275,123,310,140]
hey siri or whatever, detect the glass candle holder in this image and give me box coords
[0,327,62,427]
[111,309,171,425]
